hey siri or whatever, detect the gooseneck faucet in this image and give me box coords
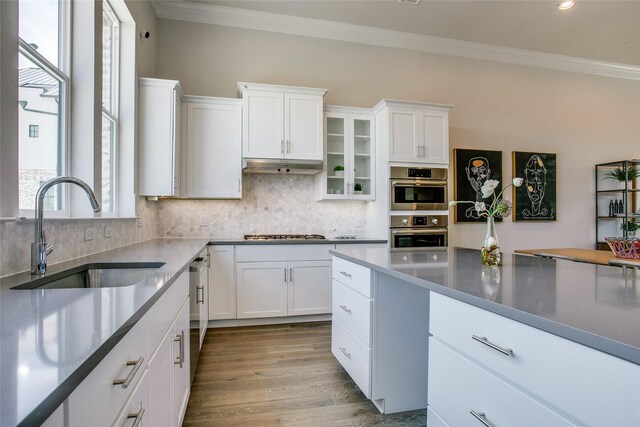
[31,177,101,275]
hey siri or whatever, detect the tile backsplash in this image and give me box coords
[157,174,368,238]
[0,198,157,277]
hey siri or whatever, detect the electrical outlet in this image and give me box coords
[137,219,144,228]
[104,225,112,238]
[85,226,96,241]
[200,217,208,227]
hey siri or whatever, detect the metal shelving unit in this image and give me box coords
[595,160,640,250]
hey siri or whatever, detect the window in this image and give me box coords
[17,0,68,213]
[102,0,119,214]
[28,125,39,138]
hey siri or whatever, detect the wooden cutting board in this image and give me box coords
[515,248,640,267]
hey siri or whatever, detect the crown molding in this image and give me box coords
[153,1,640,81]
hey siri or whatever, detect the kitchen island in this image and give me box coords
[330,246,640,426]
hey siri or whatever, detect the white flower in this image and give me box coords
[485,236,496,248]
[448,200,458,207]
[513,177,524,187]
[475,201,486,212]
[481,180,500,198]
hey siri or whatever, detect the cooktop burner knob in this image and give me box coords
[432,218,439,225]
[401,218,409,225]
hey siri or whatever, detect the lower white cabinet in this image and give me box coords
[235,245,333,319]
[330,255,429,414]
[59,271,191,427]
[208,245,236,320]
[428,292,640,427]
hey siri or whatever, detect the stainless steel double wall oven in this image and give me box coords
[390,167,448,249]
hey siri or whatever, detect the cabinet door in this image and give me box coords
[389,109,420,163]
[324,113,348,198]
[184,102,242,198]
[284,93,323,160]
[198,261,208,347]
[148,329,174,427]
[173,300,190,427]
[236,262,287,318]
[287,261,332,315]
[138,80,181,196]
[209,246,236,320]
[421,110,448,165]
[113,369,150,427]
[243,90,284,159]
[350,115,374,199]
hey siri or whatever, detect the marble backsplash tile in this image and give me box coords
[0,198,157,277]
[157,174,368,238]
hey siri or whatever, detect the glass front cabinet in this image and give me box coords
[595,159,640,250]
[316,107,375,201]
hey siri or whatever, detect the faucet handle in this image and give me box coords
[45,243,54,255]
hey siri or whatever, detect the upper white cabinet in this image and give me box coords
[238,82,327,161]
[182,96,243,199]
[138,78,183,197]
[316,106,375,201]
[375,100,452,165]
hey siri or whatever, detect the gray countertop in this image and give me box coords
[0,238,210,427]
[330,247,640,366]
[208,238,387,245]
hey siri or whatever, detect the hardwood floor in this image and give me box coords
[183,322,427,426]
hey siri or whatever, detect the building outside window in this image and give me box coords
[28,124,39,138]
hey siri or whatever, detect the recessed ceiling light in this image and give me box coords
[398,0,422,4]
[558,1,575,11]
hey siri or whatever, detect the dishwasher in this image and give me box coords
[189,253,208,383]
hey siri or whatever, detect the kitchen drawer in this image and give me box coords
[112,368,149,427]
[332,316,371,398]
[236,244,333,262]
[429,338,576,427]
[67,314,149,426]
[430,292,640,426]
[331,256,372,298]
[332,279,372,346]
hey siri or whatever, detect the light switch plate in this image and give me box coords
[85,226,95,241]
[104,225,112,238]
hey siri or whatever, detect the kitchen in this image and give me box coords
[1,0,640,426]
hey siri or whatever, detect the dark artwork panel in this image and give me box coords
[512,152,557,221]
[453,149,503,223]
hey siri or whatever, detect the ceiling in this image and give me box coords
[185,0,640,66]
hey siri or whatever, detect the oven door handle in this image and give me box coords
[391,180,448,187]
[391,228,448,236]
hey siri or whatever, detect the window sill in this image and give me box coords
[0,216,140,223]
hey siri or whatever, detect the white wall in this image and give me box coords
[155,19,640,253]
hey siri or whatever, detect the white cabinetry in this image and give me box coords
[317,106,375,200]
[208,245,236,320]
[182,96,243,199]
[236,245,332,319]
[138,78,183,196]
[428,292,640,427]
[331,255,429,414]
[239,82,327,161]
[64,270,191,427]
[374,100,451,165]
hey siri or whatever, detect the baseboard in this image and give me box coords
[208,314,332,328]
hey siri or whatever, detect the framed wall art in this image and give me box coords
[512,151,557,221]
[453,148,503,223]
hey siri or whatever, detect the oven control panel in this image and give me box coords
[390,215,449,229]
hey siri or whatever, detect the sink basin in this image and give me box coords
[12,262,165,290]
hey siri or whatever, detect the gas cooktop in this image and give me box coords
[243,234,327,240]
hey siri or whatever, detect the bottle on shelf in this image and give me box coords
[619,199,624,214]
[609,200,614,217]
[614,200,619,214]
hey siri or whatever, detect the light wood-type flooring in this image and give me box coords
[183,322,427,426]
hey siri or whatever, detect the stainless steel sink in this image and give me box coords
[12,262,165,290]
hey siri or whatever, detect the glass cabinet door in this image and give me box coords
[326,115,346,197]
[352,117,372,197]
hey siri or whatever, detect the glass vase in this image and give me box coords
[481,216,501,266]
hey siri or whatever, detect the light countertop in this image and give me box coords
[330,247,640,366]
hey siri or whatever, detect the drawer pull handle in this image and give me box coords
[339,271,352,278]
[127,407,146,427]
[472,335,513,357]
[174,331,185,368]
[339,304,352,314]
[197,285,204,304]
[339,346,351,359]
[470,410,493,427]
[113,357,144,389]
